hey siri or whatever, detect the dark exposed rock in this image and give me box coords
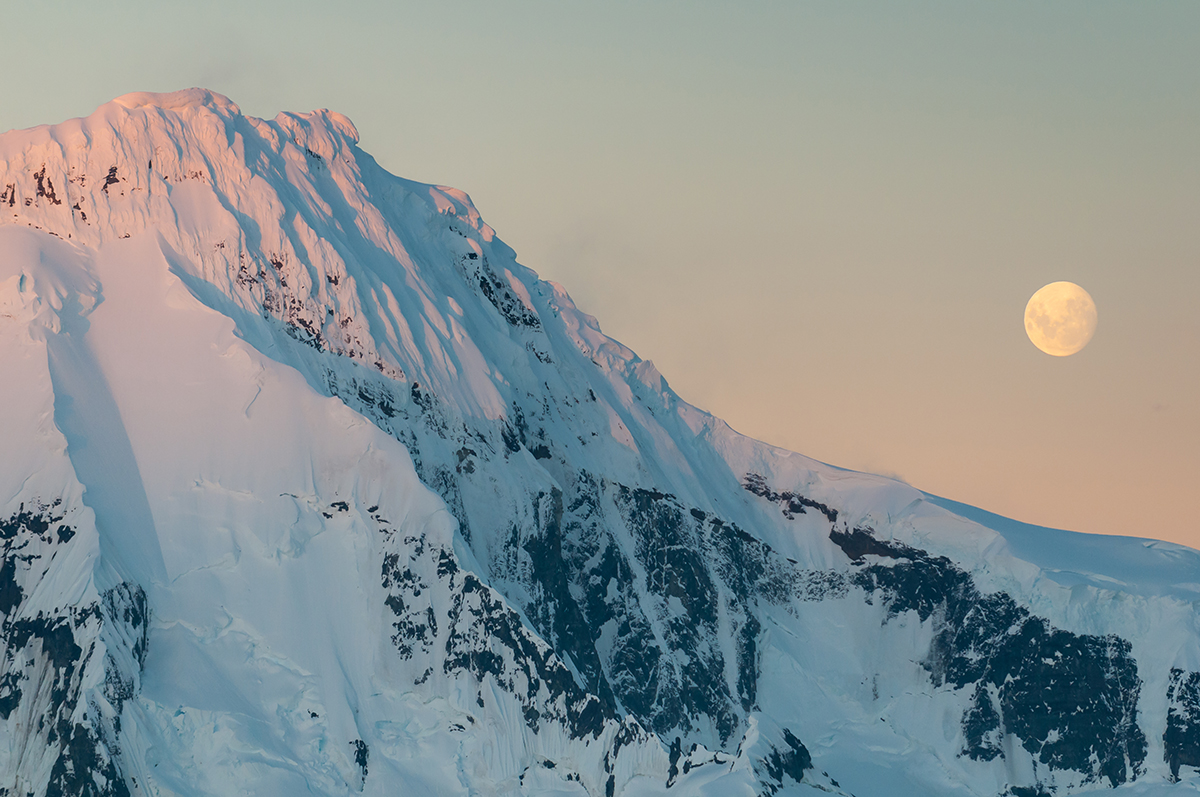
[0,670,20,719]
[350,739,369,786]
[755,729,813,796]
[443,571,609,738]
[381,552,436,659]
[34,166,63,205]
[962,683,1004,761]
[666,736,682,786]
[2,502,148,797]
[101,166,120,193]
[521,488,617,713]
[45,721,131,797]
[613,485,736,740]
[830,527,915,561]
[1165,667,1200,780]
[834,526,1147,788]
[0,553,20,617]
[501,422,522,453]
[540,480,802,747]
[381,527,610,740]
[475,257,541,329]
[744,473,838,523]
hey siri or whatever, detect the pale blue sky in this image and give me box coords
[4,2,1198,541]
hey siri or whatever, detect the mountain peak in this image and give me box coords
[109,87,241,114]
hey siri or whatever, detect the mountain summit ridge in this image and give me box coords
[110,88,242,114]
[1,91,1198,796]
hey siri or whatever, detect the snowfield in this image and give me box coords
[2,89,1199,797]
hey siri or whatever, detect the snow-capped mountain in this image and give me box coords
[2,89,1198,797]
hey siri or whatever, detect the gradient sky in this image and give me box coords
[4,1,1197,544]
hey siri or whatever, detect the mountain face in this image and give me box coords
[1,89,1198,797]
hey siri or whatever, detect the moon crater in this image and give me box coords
[1024,281,1097,357]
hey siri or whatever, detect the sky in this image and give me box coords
[2,1,1197,544]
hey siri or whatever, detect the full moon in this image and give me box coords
[1024,281,1098,356]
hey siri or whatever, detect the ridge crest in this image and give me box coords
[110,88,241,114]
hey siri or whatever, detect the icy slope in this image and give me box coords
[0,216,694,796]
[2,88,1199,796]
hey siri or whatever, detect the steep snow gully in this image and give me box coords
[2,89,1199,796]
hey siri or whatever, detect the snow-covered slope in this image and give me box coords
[2,89,1198,797]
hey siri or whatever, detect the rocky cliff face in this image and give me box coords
[1,89,1198,796]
